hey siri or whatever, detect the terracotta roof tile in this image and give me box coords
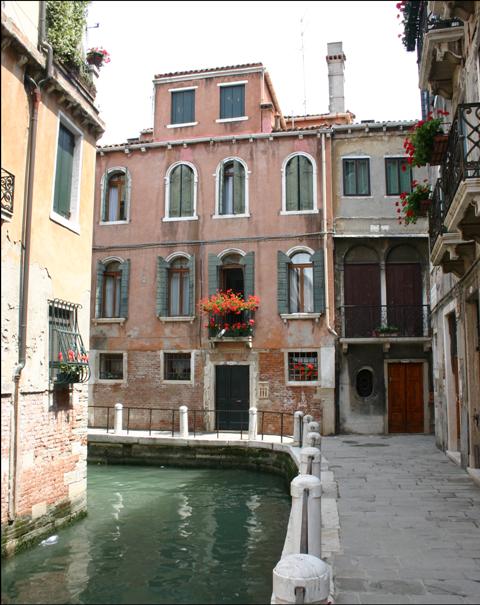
[154,62,263,79]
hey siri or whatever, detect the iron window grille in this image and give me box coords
[49,299,90,384]
[288,352,318,382]
[164,353,191,381]
[1,168,14,219]
[99,353,124,380]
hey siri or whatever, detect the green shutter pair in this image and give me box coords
[218,161,245,214]
[170,165,194,217]
[157,255,195,317]
[207,252,255,298]
[277,250,325,314]
[96,259,130,318]
[285,155,314,211]
[53,124,75,218]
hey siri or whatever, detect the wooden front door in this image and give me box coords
[344,263,381,337]
[215,365,249,430]
[388,363,424,433]
[386,263,423,336]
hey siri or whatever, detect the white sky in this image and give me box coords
[86,0,421,145]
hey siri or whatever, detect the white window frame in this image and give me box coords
[284,350,321,386]
[49,111,84,234]
[341,155,373,199]
[161,350,195,385]
[158,252,196,322]
[93,350,127,384]
[163,161,199,222]
[213,157,250,219]
[383,155,412,199]
[99,166,132,225]
[281,151,318,215]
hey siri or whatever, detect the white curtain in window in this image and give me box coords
[108,186,119,221]
[303,266,314,312]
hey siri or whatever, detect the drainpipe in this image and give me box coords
[321,132,337,337]
[8,4,53,521]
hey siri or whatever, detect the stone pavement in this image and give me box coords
[321,434,480,604]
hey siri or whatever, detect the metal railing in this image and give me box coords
[1,168,14,218]
[88,405,295,442]
[416,5,463,61]
[208,310,255,339]
[429,177,446,250]
[339,305,431,338]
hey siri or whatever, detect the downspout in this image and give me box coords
[8,1,53,522]
[321,132,337,337]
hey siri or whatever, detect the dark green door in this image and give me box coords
[215,365,249,430]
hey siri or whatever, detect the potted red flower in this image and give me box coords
[86,47,111,68]
[403,111,449,167]
[395,180,432,225]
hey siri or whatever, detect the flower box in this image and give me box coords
[429,134,449,165]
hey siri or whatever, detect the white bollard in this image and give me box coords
[293,411,304,445]
[272,553,331,604]
[248,407,258,441]
[299,447,321,480]
[302,415,314,447]
[306,432,322,449]
[114,403,123,434]
[284,474,322,559]
[307,421,320,435]
[179,405,189,438]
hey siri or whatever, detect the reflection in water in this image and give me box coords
[1,465,290,605]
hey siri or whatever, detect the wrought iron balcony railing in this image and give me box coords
[339,305,431,339]
[429,177,446,250]
[416,6,463,63]
[1,168,14,219]
[208,310,255,339]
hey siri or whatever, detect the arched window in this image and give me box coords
[283,153,315,212]
[218,159,246,215]
[102,261,122,318]
[168,257,190,316]
[95,258,130,319]
[167,163,195,218]
[101,168,131,223]
[289,252,314,313]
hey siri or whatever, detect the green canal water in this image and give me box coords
[1,465,290,604]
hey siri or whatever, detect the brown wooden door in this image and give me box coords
[388,363,424,433]
[344,264,381,337]
[386,263,422,336]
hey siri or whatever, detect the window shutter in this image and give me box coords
[208,254,221,296]
[181,165,194,217]
[218,162,225,214]
[53,124,74,218]
[95,261,106,318]
[102,173,109,221]
[185,90,195,123]
[188,254,195,316]
[156,256,169,317]
[277,251,291,314]
[285,157,298,211]
[233,161,245,214]
[240,252,255,299]
[312,249,325,313]
[233,85,245,117]
[119,259,130,318]
[169,166,181,217]
[299,156,314,210]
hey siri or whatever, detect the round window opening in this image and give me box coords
[356,369,374,398]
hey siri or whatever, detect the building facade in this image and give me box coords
[332,122,432,434]
[404,0,480,470]
[89,50,354,437]
[1,1,104,554]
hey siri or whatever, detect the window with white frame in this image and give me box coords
[217,158,247,216]
[168,257,190,316]
[287,351,318,382]
[282,153,316,213]
[101,168,130,223]
[289,252,314,313]
[99,353,124,380]
[343,158,370,196]
[165,162,197,220]
[163,352,192,381]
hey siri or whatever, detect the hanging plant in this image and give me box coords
[403,111,449,167]
[395,180,432,225]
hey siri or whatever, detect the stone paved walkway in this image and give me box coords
[322,435,480,604]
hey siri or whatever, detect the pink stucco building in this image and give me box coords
[90,55,353,435]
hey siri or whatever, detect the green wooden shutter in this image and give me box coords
[95,261,106,318]
[119,259,130,318]
[208,254,221,296]
[277,251,291,314]
[285,157,298,211]
[156,256,169,317]
[188,254,195,316]
[185,90,195,123]
[232,85,245,117]
[169,166,181,217]
[218,162,225,214]
[53,124,74,218]
[312,249,325,313]
[181,165,194,217]
[299,156,314,210]
[233,160,245,214]
[240,252,255,299]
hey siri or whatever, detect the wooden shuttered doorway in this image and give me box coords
[388,363,424,433]
[344,263,381,337]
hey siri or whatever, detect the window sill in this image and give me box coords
[212,213,250,219]
[280,313,322,323]
[280,209,319,216]
[342,195,373,199]
[99,220,129,226]
[166,122,198,129]
[163,379,194,385]
[286,381,320,387]
[162,216,199,222]
[216,116,249,123]
[158,316,195,323]
[49,211,80,235]
[95,379,126,385]
[93,318,126,325]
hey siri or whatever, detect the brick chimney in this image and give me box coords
[326,42,346,114]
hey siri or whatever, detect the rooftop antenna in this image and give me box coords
[300,13,307,116]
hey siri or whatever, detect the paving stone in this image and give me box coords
[335,591,361,604]
[358,593,414,604]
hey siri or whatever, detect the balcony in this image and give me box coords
[338,305,431,352]
[208,310,255,348]
[1,168,14,221]
[430,103,480,273]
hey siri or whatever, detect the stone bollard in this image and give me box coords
[293,411,304,446]
[299,447,321,480]
[179,405,189,438]
[284,474,322,558]
[302,415,314,447]
[114,402,123,434]
[248,407,258,441]
[306,432,322,450]
[307,421,320,435]
[272,553,330,604]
